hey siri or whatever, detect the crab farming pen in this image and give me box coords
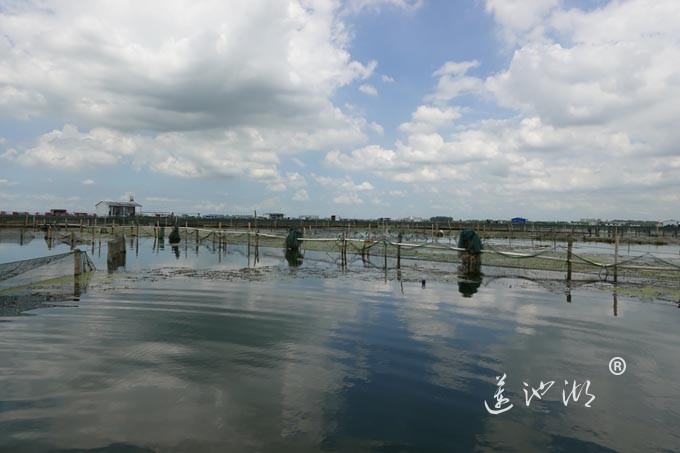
[21,222,680,282]
[3,223,680,304]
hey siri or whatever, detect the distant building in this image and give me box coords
[511,217,528,224]
[96,196,141,217]
[430,216,453,222]
[659,220,679,227]
[299,215,319,220]
[50,208,68,216]
[266,213,285,220]
[398,216,424,222]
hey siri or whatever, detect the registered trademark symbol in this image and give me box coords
[609,357,626,376]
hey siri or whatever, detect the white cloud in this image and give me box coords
[427,60,484,103]
[485,0,560,44]
[326,145,401,172]
[81,179,95,185]
[381,75,395,83]
[5,125,137,169]
[485,0,680,156]
[0,0,379,178]
[333,192,364,204]
[0,179,18,187]
[313,174,374,206]
[320,0,680,218]
[399,105,461,133]
[2,125,321,193]
[313,175,374,192]
[359,84,378,96]
[293,189,309,201]
[346,0,423,14]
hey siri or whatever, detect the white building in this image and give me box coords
[96,196,142,217]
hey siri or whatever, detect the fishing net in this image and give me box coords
[0,250,96,314]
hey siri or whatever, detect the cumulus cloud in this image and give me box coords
[359,84,378,96]
[0,0,378,183]
[427,60,485,103]
[333,192,364,204]
[314,175,374,192]
[325,0,680,218]
[81,179,95,185]
[485,0,560,40]
[346,0,423,14]
[313,175,374,205]
[399,105,461,133]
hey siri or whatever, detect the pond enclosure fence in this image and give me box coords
[6,222,679,288]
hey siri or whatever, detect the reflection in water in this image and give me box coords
[285,249,303,267]
[458,276,482,297]
[0,277,677,452]
[2,233,680,452]
[106,235,127,273]
[457,256,483,297]
[106,245,127,273]
[172,245,180,259]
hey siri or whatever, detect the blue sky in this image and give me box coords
[1,0,679,220]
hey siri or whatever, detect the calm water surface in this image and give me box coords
[1,233,679,452]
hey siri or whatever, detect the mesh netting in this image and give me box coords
[0,250,96,295]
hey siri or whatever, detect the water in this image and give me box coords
[1,232,679,452]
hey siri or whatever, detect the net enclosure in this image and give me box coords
[0,250,96,307]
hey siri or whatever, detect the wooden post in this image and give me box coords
[613,291,618,317]
[397,232,402,270]
[344,232,348,266]
[247,222,251,259]
[614,230,619,283]
[255,229,259,263]
[74,249,82,276]
[383,237,387,271]
[566,238,573,282]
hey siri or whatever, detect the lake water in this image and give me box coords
[1,232,679,452]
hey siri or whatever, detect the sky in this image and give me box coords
[1,0,679,221]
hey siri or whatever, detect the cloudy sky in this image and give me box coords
[1,0,679,220]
